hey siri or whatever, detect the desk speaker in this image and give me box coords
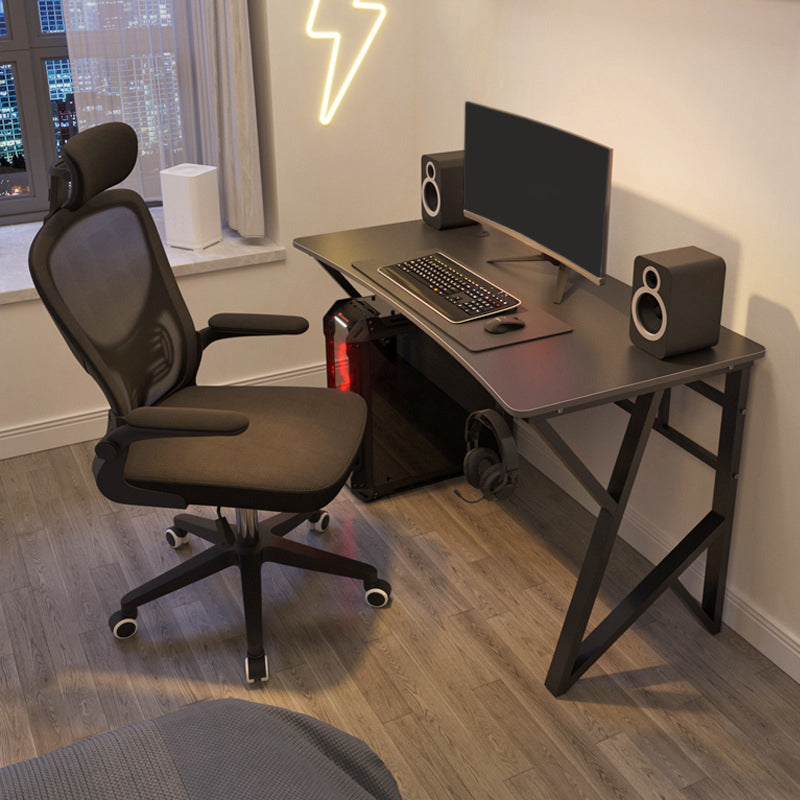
[420,151,475,230]
[629,246,725,359]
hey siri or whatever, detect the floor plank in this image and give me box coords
[1,445,799,799]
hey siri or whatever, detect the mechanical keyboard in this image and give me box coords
[378,252,520,323]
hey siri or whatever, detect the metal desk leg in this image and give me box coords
[536,391,663,696]
[701,366,752,630]
[315,259,362,298]
[536,366,753,696]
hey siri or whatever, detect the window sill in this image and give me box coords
[0,207,286,306]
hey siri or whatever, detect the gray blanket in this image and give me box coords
[0,699,401,800]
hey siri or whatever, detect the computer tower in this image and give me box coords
[324,296,493,501]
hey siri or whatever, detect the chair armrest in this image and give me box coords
[199,313,309,348]
[95,406,249,460]
[127,406,249,434]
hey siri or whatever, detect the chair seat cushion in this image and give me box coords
[123,385,367,511]
[0,699,401,800]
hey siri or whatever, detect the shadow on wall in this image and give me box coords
[728,295,800,606]
[605,192,799,634]
[607,186,741,328]
[513,181,749,555]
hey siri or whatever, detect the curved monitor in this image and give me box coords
[463,102,612,285]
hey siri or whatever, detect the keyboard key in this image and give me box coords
[378,252,520,323]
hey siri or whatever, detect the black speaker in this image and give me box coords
[629,246,726,359]
[420,150,475,230]
[463,409,518,501]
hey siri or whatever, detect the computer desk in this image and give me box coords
[294,220,765,696]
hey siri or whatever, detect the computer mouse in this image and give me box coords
[484,315,526,334]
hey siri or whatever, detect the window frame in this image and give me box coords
[1,0,70,225]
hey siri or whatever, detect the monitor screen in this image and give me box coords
[463,102,612,284]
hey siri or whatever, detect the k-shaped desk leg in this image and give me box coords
[679,366,752,633]
[535,391,663,696]
[314,258,361,298]
[534,366,753,696]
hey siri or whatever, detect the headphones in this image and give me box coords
[462,409,518,501]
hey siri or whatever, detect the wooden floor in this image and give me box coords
[2,441,800,799]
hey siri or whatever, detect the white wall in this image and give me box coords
[424,0,800,679]
[2,0,799,681]
[0,1,420,457]
[259,0,420,294]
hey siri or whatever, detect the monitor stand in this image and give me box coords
[487,254,572,303]
[554,264,571,304]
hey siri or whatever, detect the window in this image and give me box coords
[63,0,185,201]
[1,1,263,237]
[1,0,77,224]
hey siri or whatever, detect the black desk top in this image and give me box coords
[295,221,765,418]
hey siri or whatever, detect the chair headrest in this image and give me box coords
[59,122,139,210]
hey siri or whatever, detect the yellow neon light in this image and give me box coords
[306,0,387,125]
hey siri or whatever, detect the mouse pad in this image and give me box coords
[351,258,572,352]
[454,305,572,351]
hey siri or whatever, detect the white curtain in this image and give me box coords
[62,2,186,201]
[172,1,264,238]
[63,0,264,237]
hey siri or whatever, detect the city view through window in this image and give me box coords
[1,0,183,218]
[0,1,77,201]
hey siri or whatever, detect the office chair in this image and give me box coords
[28,122,391,683]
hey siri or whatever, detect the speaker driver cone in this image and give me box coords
[421,175,440,218]
[631,286,667,341]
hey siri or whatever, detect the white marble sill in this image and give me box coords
[0,207,286,306]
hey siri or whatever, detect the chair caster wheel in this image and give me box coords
[245,654,269,684]
[109,610,138,639]
[308,510,330,534]
[165,526,190,549]
[364,578,391,608]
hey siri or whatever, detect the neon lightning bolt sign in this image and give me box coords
[306,0,387,125]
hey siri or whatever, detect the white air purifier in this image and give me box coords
[159,164,222,250]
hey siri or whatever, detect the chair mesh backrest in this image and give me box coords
[29,189,200,416]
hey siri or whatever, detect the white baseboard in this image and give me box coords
[514,421,800,685]
[0,363,328,461]
[231,362,327,389]
[0,410,108,461]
